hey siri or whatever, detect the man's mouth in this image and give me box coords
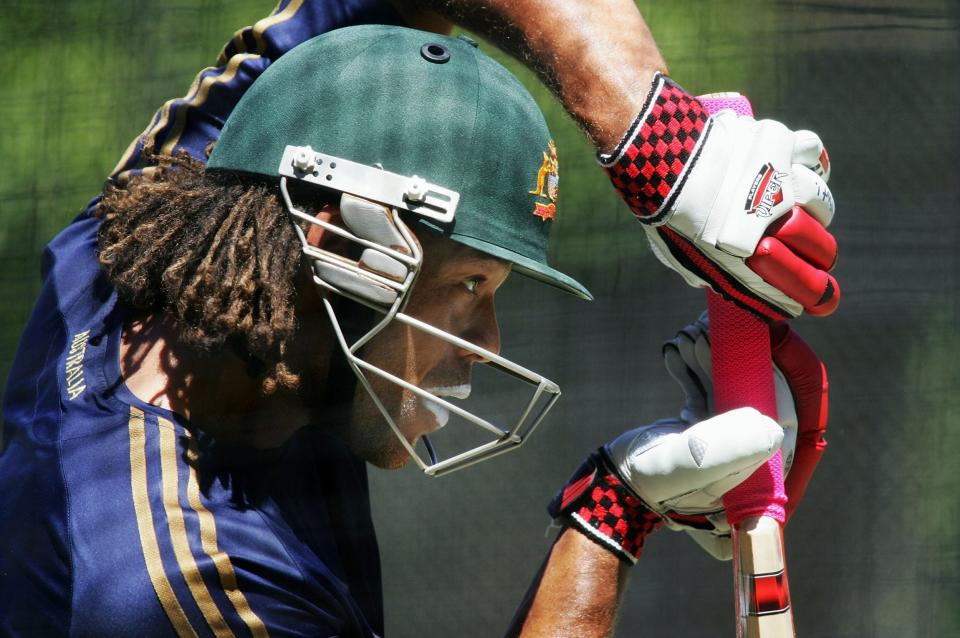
[422,384,471,430]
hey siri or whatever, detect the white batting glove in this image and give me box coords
[551,314,820,564]
[549,404,784,564]
[606,410,785,562]
[548,312,793,564]
[601,74,839,320]
[613,313,798,561]
[661,312,798,475]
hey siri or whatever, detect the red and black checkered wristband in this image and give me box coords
[548,449,662,564]
[599,73,710,224]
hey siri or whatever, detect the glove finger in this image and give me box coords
[666,316,706,374]
[663,344,709,422]
[684,528,733,561]
[693,331,713,399]
[686,319,713,408]
[747,236,841,316]
[676,318,705,346]
[614,407,783,506]
[792,129,831,183]
[771,323,829,429]
[765,206,838,272]
[675,328,703,376]
[770,322,829,521]
[693,309,710,332]
[792,164,835,227]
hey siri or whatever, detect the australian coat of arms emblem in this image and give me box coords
[529,140,559,221]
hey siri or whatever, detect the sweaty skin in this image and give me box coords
[508,528,631,638]
[341,230,511,469]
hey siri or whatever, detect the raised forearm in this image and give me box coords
[510,527,631,638]
[394,0,667,150]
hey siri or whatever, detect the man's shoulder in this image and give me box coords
[35,410,379,636]
[1,197,125,442]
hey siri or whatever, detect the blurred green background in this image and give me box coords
[1,1,957,636]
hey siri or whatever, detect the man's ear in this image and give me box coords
[305,202,344,249]
[303,194,421,307]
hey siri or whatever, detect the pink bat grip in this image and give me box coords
[707,291,786,524]
[698,94,786,526]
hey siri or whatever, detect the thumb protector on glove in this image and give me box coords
[606,408,783,514]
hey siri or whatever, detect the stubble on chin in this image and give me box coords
[341,387,417,470]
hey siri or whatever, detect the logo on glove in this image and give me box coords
[744,163,788,218]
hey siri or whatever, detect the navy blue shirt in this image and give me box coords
[0,2,405,635]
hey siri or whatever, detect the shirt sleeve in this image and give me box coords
[108,0,405,184]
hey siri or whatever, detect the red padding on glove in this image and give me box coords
[770,322,829,521]
[747,236,840,316]
[766,206,838,271]
[708,291,787,526]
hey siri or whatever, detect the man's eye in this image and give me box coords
[462,278,481,293]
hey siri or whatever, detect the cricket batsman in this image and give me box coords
[0,1,836,636]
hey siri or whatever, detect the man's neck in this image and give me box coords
[119,313,308,448]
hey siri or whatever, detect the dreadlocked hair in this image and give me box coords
[96,152,322,394]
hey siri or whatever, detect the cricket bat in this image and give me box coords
[698,93,795,638]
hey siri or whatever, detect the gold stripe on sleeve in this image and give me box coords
[157,417,236,638]
[159,54,258,157]
[109,64,208,181]
[128,407,200,638]
[109,134,143,180]
[114,0,306,181]
[249,0,305,54]
[216,0,284,65]
[183,431,270,638]
[162,0,306,154]
[146,63,216,157]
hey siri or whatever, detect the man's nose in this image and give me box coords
[458,298,501,363]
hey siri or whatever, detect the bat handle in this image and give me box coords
[707,291,795,638]
[698,91,796,638]
[733,517,793,637]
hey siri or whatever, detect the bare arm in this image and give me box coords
[393,0,668,151]
[506,527,631,638]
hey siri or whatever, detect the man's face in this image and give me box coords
[341,231,512,469]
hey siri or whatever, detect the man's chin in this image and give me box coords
[345,393,441,470]
[366,446,412,470]
[346,433,414,470]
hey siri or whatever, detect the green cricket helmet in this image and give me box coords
[208,25,589,475]
[208,23,590,301]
